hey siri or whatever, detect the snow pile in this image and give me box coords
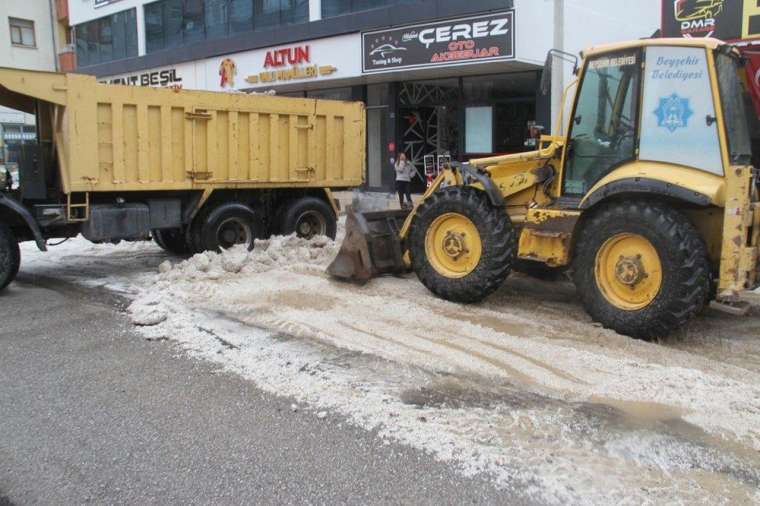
[128,234,338,326]
[158,234,337,281]
[19,232,760,505]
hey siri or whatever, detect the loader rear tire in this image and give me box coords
[573,200,710,339]
[153,228,191,256]
[0,222,20,291]
[409,186,516,303]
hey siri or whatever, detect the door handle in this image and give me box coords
[706,115,717,126]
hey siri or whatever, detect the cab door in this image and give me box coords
[562,51,641,197]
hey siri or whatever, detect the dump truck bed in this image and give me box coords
[0,67,365,194]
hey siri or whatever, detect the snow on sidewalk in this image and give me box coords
[19,234,760,505]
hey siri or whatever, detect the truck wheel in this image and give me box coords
[196,203,262,252]
[409,186,516,303]
[153,228,191,256]
[279,197,337,240]
[0,222,20,291]
[573,200,710,339]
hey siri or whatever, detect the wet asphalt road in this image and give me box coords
[0,276,529,505]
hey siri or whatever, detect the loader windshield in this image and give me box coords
[563,51,640,195]
[715,52,752,165]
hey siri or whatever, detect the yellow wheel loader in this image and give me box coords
[329,37,760,339]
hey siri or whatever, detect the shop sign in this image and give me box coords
[660,0,760,40]
[101,34,360,92]
[245,44,338,85]
[362,11,515,73]
[103,68,183,87]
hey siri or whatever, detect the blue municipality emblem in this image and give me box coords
[654,93,693,133]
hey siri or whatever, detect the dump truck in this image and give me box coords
[329,37,760,339]
[0,67,364,291]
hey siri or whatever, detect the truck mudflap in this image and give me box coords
[327,208,410,283]
[0,193,47,251]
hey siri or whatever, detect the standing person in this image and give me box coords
[2,166,11,192]
[394,153,413,209]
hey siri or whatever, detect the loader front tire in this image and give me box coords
[0,222,20,291]
[409,186,515,303]
[573,200,710,339]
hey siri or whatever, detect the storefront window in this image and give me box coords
[183,0,206,44]
[367,83,390,189]
[398,79,460,189]
[205,0,229,39]
[463,73,538,154]
[322,0,412,18]
[145,0,308,54]
[229,0,254,33]
[75,9,137,67]
[465,107,493,153]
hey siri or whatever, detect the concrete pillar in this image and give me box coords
[136,3,146,56]
[309,0,322,22]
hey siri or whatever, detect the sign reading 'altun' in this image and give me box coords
[362,11,515,73]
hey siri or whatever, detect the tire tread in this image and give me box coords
[409,186,516,303]
[573,200,710,339]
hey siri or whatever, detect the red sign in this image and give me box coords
[264,46,310,68]
[741,48,760,117]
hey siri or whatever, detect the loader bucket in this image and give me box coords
[328,207,411,283]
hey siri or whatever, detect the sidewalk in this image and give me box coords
[332,190,422,214]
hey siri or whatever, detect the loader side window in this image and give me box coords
[639,46,723,175]
[716,53,752,166]
[563,52,640,196]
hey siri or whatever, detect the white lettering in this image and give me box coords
[489,18,509,36]
[472,21,489,38]
[436,26,451,43]
[450,24,471,41]
[416,16,511,48]
[419,28,435,48]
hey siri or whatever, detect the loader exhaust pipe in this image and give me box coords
[327,207,411,283]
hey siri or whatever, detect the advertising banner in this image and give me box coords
[661,0,760,40]
[361,11,515,73]
[639,46,723,175]
[102,33,362,92]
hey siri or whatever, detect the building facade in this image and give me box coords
[68,0,659,191]
[0,0,67,186]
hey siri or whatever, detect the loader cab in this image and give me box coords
[560,41,755,201]
[562,50,641,196]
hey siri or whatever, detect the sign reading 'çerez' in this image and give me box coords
[361,11,515,73]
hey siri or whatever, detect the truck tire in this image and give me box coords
[279,197,337,240]
[0,222,20,291]
[573,200,710,339]
[194,203,262,252]
[409,186,516,303]
[153,228,191,256]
